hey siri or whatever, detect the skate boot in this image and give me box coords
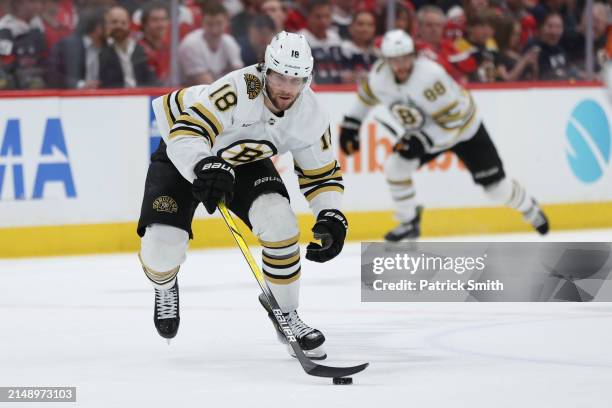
[258,294,327,360]
[522,200,549,235]
[384,206,423,242]
[153,278,180,340]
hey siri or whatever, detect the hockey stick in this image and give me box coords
[218,202,369,378]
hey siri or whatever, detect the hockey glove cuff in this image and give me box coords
[192,156,235,214]
[306,209,348,263]
[339,116,362,156]
[393,134,426,160]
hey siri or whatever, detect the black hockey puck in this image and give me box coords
[332,377,353,385]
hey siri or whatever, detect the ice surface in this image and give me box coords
[1,229,611,408]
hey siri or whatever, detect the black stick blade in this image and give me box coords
[304,361,370,378]
[308,362,369,378]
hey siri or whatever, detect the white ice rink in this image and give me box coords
[2,229,612,408]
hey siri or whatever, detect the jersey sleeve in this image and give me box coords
[156,78,238,182]
[346,66,381,121]
[291,126,344,217]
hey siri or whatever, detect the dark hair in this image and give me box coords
[351,10,377,31]
[376,1,412,36]
[493,14,518,52]
[141,1,169,29]
[76,8,106,36]
[305,0,331,14]
[536,10,562,29]
[466,9,497,27]
[249,14,276,32]
[204,1,228,16]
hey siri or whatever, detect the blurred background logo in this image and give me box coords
[566,99,611,183]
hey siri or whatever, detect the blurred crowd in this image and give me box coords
[0,0,610,89]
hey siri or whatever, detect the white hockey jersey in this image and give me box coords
[348,56,481,153]
[152,64,343,216]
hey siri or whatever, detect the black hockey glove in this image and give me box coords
[393,134,426,160]
[339,116,362,156]
[192,156,235,214]
[305,209,348,263]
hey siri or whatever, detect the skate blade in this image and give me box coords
[287,343,327,360]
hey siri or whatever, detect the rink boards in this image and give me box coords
[0,84,611,256]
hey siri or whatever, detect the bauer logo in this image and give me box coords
[565,99,611,183]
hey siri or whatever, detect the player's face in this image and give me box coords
[387,54,414,83]
[265,70,308,111]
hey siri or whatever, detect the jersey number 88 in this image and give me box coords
[423,81,446,102]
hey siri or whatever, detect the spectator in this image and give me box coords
[138,2,170,85]
[453,9,501,82]
[117,0,147,15]
[285,0,308,32]
[331,0,355,39]
[0,0,8,17]
[504,0,536,48]
[415,5,468,82]
[40,0,76,51]
[444,4,466,40]
[231,0,263,40]
[78,0,116,9]
[531,0,576,35]
[340,10,378,82]
[132,0,198,40]
[260,0,286,32]
[0,0,46,89]
[47,8,105,88]
[238,14,275,65]
[461,0,493,18]
[299,0,344,84]
[178,2,243,85]
[376,0,414,37]
[524,11,577,80]
[99,6,157,88]
[561,1,610,73]
[494,14,539,81]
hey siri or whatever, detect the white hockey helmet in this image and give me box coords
[264,31,314,80]
[380,29,415,58]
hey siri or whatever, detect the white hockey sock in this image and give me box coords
[385,153,420,223]
[260,237,301,312]
[250,193,301,313]
[387,177,418,222]
[485,178,534,213]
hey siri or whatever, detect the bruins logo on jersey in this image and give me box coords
[244,73,262,99]
[218,139,278,165]
[153,196,178,213]
[390,102,426,131]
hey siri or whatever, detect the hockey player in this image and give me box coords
[339,30,549,241]
[137,32,348,360]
